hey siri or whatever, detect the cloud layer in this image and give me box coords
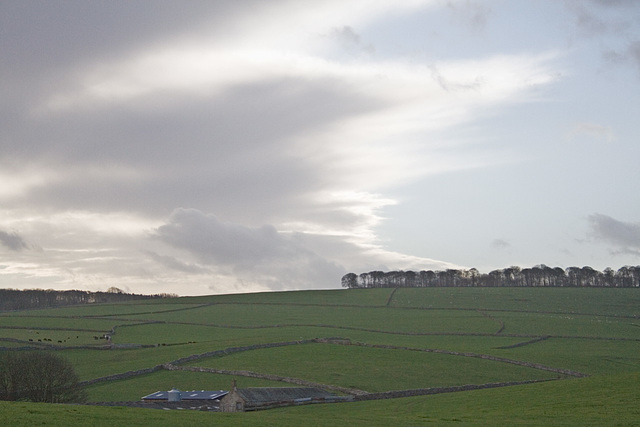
[1,1,639,294]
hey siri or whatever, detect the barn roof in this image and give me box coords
[236,387,335,403]
[141,390,228,401]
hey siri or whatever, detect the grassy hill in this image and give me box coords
[1,287,638,425]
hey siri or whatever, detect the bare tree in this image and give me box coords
[0,352,86,403]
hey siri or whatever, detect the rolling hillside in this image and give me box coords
[1,287,638,425]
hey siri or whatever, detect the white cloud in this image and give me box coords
[569,122,615,143]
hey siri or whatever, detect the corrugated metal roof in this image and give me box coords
[236,387,335,403]
[142,390,228,401]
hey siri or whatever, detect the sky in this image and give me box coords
[1,0,639,296]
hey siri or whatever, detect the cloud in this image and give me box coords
[330,26,375,56]
[155,208,299,266]
[564,0,640,76]
[0,230,29,251]
[445,0,491,32]
[588,213,640,255]
[152,208,457,291]
[603,40,640,76]
[491,239,511,250]
[568,122,615,143]
[143,250,210,274]
[630,40,640,73]
[0,1,566,294]
[153,208,346,290]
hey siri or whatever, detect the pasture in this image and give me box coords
[0,287,638,425]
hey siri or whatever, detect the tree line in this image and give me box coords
[0,287,176,311]
[341,265,640,289]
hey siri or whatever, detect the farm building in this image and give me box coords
[219,380,340,412]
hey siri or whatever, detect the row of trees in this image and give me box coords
[0,288,177,311]
[0,352,86,403]
[341,265,640,289]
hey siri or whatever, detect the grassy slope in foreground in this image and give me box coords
[1,373,637,426]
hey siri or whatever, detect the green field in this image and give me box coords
[1,287,638,425]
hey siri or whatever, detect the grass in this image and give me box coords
[177,288,394,306]
[1,373,637,426]
[188,342,562,392]
[121,303,498,334]
[1,303,205,318]
[486,337,640,375]
[0,316,120,331]
[496,311,640,338]
[0,328,101,346]
[253,372,640,426]
[111,323,337,346]
[391,287,640,317]
[0,287,638,425]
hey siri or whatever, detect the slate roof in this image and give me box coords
[237,387,335,403]
[141,390,228,401]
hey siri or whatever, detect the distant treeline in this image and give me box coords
[341,265,640,289]
[0,287,176,311]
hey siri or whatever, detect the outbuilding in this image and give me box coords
[219,380,338,412]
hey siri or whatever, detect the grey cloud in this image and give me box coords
[153,208,346,290]
[564,0,640,77]
[588,213,640,255]
[491,239,510,250]
[143,250,210,274]
[603,39,640,61]
[604,40,640,75]
[564,0,640,37]
[3,76,382,224]
[331,26,375,55]
[429,64,483,92]
[0,230,29,251]
[0,1,257,78]
[0,1,239,113]
[630,40,640,67]
[445,1,491,32]
[567,2,608,35]
[588,0,639,8]
[0,1,384,238]
[154,208,293,266]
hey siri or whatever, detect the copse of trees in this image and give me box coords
[341,265,640,289]
[0,352,86,403]
[0,288,177,311]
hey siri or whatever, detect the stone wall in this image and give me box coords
[354,379,555,401]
